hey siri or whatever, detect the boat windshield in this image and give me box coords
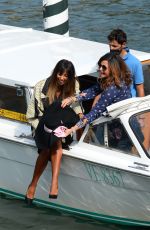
[130,111,150,158]
[83,118,140,157]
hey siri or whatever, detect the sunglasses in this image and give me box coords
[97,64,107,72]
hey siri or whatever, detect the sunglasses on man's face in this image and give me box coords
[97,64,107,72]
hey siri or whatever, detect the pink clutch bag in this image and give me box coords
[53,126,67,137]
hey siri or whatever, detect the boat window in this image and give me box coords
[0,84,27,122]
[83,119,139,157]
[130,111,150,157]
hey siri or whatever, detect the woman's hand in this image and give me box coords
[64,128,74,137]
[61,97,76,108]
[64,125,79,137]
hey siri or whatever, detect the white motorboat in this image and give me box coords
[0,24,150,227]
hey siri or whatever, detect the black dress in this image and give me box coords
[34,101,79,150]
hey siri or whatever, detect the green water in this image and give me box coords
[0,194,146,230]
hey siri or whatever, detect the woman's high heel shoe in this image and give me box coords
[49,194,58,199]
[25,196,34,205]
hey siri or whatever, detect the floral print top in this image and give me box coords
[76,82,131,126]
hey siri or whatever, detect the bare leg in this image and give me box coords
[26,149,50,199]
[50,140,63,196]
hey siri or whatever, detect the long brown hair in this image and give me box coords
[98,52,132,90]
[47,59,76,104]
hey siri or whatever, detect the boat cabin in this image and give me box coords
[0,24,150,164]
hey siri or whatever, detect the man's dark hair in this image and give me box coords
[107,29,127,44]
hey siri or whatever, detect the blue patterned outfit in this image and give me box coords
[76,82,131,127]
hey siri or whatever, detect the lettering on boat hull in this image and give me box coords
[84,162,125,187]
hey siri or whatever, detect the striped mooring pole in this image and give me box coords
[43,0,69,36]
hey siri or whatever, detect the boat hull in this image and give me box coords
[0,137,150,226]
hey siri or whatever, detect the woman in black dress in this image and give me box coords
[25,59,82,203]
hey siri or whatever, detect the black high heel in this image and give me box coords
[25,196,34,205]
[49,194,58,199]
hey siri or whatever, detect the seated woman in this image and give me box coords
[25,59,82,203]
[62,52,132,135]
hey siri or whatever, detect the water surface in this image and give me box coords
[0,0,149,51]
